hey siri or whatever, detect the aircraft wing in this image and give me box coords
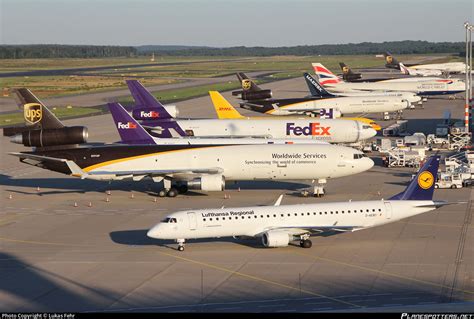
[257,225,364,237]
[9,152,224,181]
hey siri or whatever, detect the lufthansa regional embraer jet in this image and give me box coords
[147,156,448,251]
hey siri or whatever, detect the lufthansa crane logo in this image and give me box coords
[417,171,434,190]
[242,79,252,90]
[386,56,393,64]
[24,103,42,124]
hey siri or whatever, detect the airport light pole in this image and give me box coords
[464,22,471,133]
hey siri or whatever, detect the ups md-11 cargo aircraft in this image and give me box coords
[7,89,374,198]
[147,156,448,251]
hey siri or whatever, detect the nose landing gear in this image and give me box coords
[177,239,185,251]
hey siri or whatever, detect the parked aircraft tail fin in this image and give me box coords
[126,80,173,120]
[303,72,334,97]
[209,91,245,119]
[108,102,156,144]
[389,156,440,200]
[311,63,342,85]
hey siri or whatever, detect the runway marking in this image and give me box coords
[0,235,361,308]
[0,237,90,247]
[156,250,362,309]
[291,251,474,296]
[400,221,464,228]
[0,216,18,227]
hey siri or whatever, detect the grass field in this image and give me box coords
[0,54,416,98]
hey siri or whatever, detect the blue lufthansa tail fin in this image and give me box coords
[389,156,440,200]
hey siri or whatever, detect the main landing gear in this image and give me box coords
[299,234,312,248]
[177,239,185,251]
[157,179,189,198]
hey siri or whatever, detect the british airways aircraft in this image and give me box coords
[147,156,447,251]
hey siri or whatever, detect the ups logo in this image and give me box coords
[242,79,252,90]
[386,56,393,64]
[24,103,42,124]
[342,66,349,74]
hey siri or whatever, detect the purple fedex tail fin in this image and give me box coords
[389,156,440,200]
[126,80,172,120]
[108,102,155,144]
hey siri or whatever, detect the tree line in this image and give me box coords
[137,41,465,56]
[0,45,137,59]
[0,41,465,59]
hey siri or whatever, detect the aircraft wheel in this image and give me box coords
[177,185,189,194]
[158,189,167,197]
[300,240,312,248]
[178,245,185,252]
[451,185,457,189]
[167,188,178,197]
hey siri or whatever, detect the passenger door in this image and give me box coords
[187,212,197,230]
[384,202,392,219]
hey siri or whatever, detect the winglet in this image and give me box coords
[209,91,244,119]
[65,160,88,178]
[274,194,284,206]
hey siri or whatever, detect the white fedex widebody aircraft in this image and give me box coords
[147,156,448,251]
[312,63,466,96]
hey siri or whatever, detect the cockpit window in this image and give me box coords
[353,153,367,159]
[161,217,177,223]
[362,125,372,129]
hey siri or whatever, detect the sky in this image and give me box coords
[1,0,473,47]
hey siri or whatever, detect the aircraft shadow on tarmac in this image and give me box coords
[0,174,310,195]
[110,229,271,250]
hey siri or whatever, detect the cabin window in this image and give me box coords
[288,214,291,217]
[378,209,382,212]
[260,215,264,218]
[336,211,338,214]
[348,210,351,214]
[254,216,257,219]
[267,215,270,218]
[342,211,344,214]
[273,214,276,218]
[324,212,327,215]
[216,218,219,221]
[360,210,363,213]
[330,211,333,214]
[319,212,322,215]
[307,213,310,216]
[203,219,206,222]
[301,213,304,216]
[294,213,298,216]
[242,216,245,219]
[313,212,316,215]
[372,209,375,212]
[223,217,225,220]
[366,209,369,212]
[281,214,284,217]
[248,216,251,219]
[210,218,213,221]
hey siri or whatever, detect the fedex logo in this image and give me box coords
[286,122,331,136]
[140,110,160,118]
[118,122,137,129]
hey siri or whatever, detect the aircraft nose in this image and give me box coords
[362,157,375,171]
[147,224,160,239]
[360,127,377,140]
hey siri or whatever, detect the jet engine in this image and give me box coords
[187,175,225,191]
[11,126,88,147]
[261,230,291,248]
[132,105,179,120]
[232,89,272,101]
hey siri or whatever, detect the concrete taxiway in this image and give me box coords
[0,73,473,312]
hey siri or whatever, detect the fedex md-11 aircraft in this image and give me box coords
[126,80,377,143]
[147,156,448,251]
[108,102,331,146]
[313,63,465,96]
